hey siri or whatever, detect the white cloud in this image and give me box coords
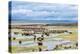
[12,9,33,14]
[12,9,53,16]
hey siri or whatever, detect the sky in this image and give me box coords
[10,1,78,23]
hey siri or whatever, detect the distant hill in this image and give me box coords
[12,19,77,23]
[45,23,78,26]
[10,19,78,26]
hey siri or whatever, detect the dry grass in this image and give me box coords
[11,46,47,53]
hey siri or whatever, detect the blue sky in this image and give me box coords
[11,1,78,21]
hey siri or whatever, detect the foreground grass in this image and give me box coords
[55,32,78,41]
[11,46,47,53]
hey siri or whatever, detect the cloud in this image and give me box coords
[11,2,78,21]
[12,9,33,14]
